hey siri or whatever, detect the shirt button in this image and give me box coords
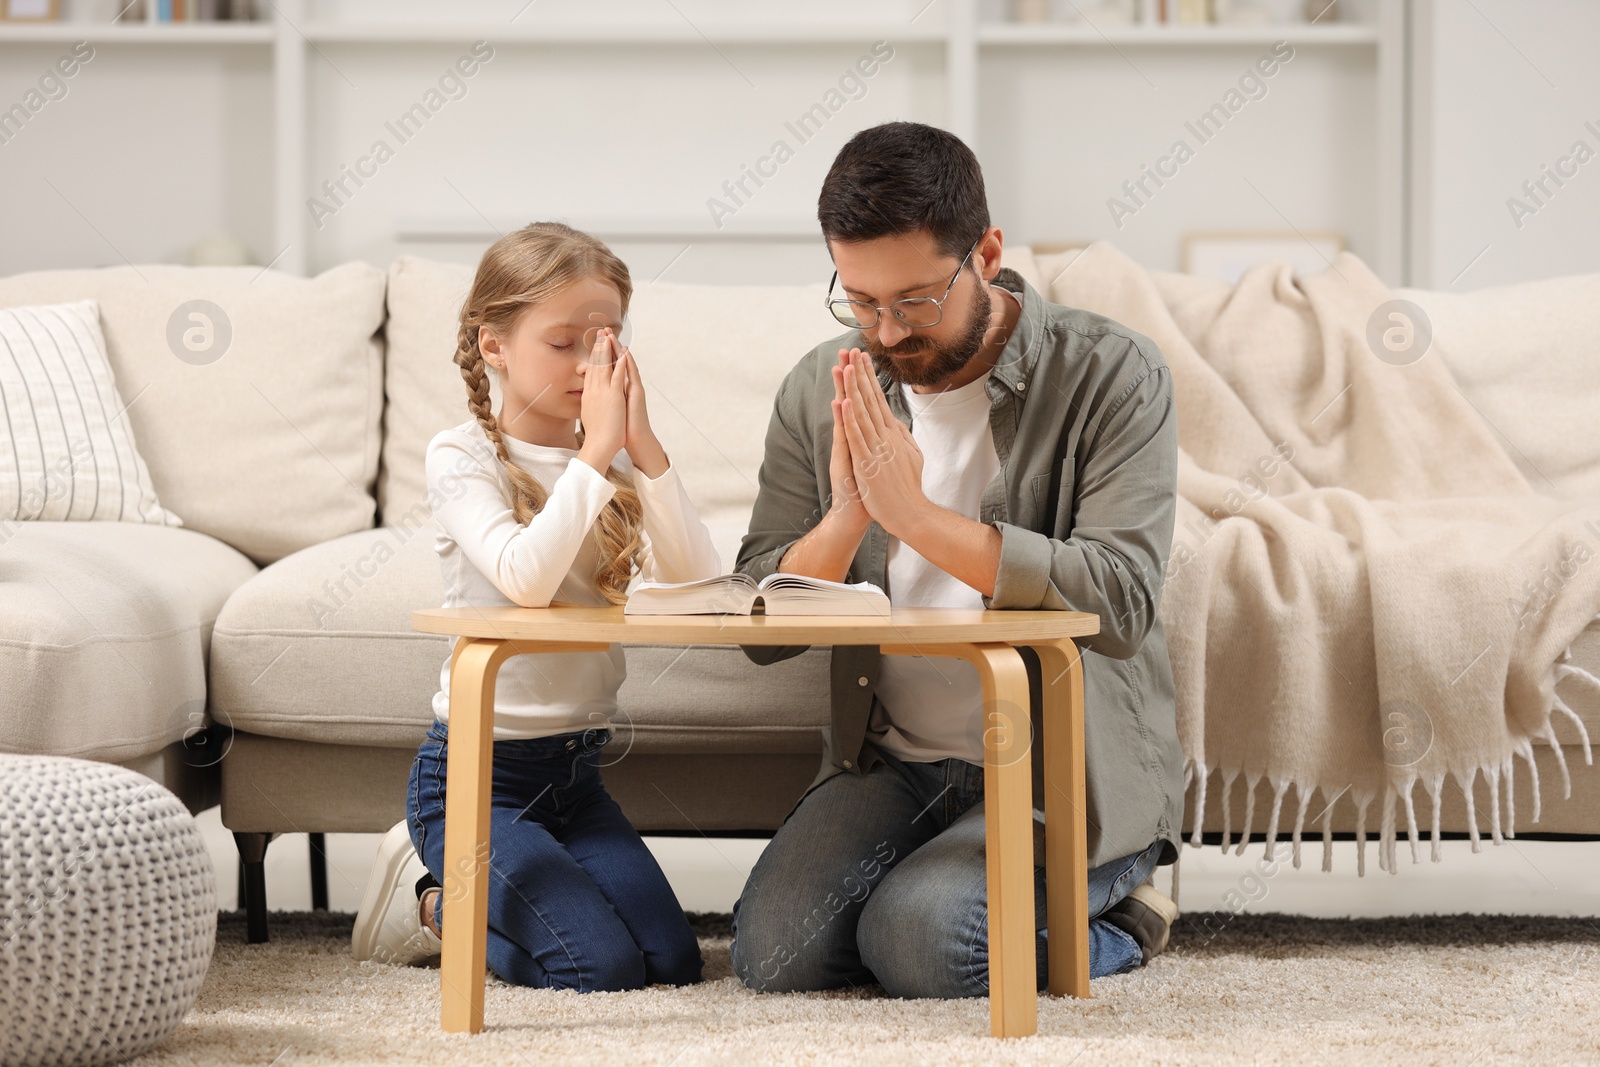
[842,760,853,769]
[857,676,869,687]
[1016,380,1028,392]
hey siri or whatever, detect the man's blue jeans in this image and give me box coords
[406,719,703,991]
[730,741,1162,997]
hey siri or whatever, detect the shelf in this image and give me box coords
[0,17,1370,48]
[978,23,1378,45]
[0,1,1401,283]
[298,22,947,45]
[0,22,273,44]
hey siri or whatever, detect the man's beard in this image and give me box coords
[866,281,992,388]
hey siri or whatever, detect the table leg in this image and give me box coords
[436,637,609,1034]
[439,636,513,1035]
[1033,639,1090,999]
[881,641,1037,1038]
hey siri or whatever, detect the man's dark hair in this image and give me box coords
[818,122,990,260]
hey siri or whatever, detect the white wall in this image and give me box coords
[302,36,944,284]
[0,41,273,273]
[1413,0,1600,288]
[979,40,1378,271]
[6,0,1598,289]
[1,0,1394,286]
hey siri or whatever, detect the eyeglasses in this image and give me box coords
[824,239,979,330]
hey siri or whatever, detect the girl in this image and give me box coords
[351,222,719,991]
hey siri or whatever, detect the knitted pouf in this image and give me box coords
[0,755,217,1067]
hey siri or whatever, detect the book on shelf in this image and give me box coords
[143,0,254,21]
[623,573,890,617]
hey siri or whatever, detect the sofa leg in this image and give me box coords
[309,833,328,912]
[233,831,275,944]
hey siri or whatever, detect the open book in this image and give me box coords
[624,573,891,616]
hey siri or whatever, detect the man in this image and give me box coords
[729,121,1185,998]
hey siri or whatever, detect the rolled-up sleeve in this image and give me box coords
[737,368,824,583]
[736,359,828,665]
[984,361,1177,661]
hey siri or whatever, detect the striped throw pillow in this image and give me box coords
[0,299,181,526]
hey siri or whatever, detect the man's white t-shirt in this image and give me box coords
[868,283,1024,765]
[867,364,1003,765]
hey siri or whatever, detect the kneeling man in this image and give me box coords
[730,121,1185,998]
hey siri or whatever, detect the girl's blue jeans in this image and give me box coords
[406,718,703,991]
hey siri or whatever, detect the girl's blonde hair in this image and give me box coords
[453,221,643,605]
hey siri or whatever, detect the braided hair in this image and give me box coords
[452,222,644,605]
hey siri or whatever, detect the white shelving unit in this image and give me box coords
[0,0,1405,281]
[976,22,1379,43]
[0,20,271,42]
[294,22,953,43]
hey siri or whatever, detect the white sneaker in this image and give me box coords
[351,821,442,965]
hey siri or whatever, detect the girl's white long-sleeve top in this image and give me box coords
[425,419,722,740]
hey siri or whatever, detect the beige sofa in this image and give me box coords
[2,250,1596,943]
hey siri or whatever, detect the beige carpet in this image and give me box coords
[126,910,1600,1066]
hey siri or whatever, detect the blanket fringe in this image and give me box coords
[1235,772,1259,857]
[1290,785,1311,868]
[1174,581,1597,878]
[1550,695,1594,766]
[1426,773,1444,862]
[1262,777,1289,860]
[1553,642,1597,769]
[1355,793,1372,876]
[1219,767,1237,852]
[1521,735,1541,823]
[1555,659,1600,699]
[1319,791,1336,872]
[1497,755,1510,838]
[1178,643,1594,875]
[1403,775,1422,866]
[1544,722,1573,799]
[1453,765,1482,852]
[1484,764,1497,844]
[1187,760,1208,847]
[1379,787,1397,874]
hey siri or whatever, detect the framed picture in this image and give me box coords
[1,0,59,18]
[1182,230,1346,284]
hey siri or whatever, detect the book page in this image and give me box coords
[633,573,757,593]
[756,573,884,595]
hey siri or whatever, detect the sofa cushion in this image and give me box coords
[0,299,181,527]
[1563,621,1600,741]
[380,247,1045,560]
[0,521,257,762]
[378,257,477,534]
[379,255,839,536]
[208,526,831,752]
[0,263,387,564]
[1398,273,1600,502]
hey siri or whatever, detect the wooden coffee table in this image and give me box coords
[410,605,1099,1039]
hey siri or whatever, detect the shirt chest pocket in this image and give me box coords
[996,471,1048,531]
[1029,471,1075,526]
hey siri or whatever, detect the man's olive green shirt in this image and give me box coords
[736,267,1184,869]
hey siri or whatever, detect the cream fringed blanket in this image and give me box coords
[1047,242,1600,876]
